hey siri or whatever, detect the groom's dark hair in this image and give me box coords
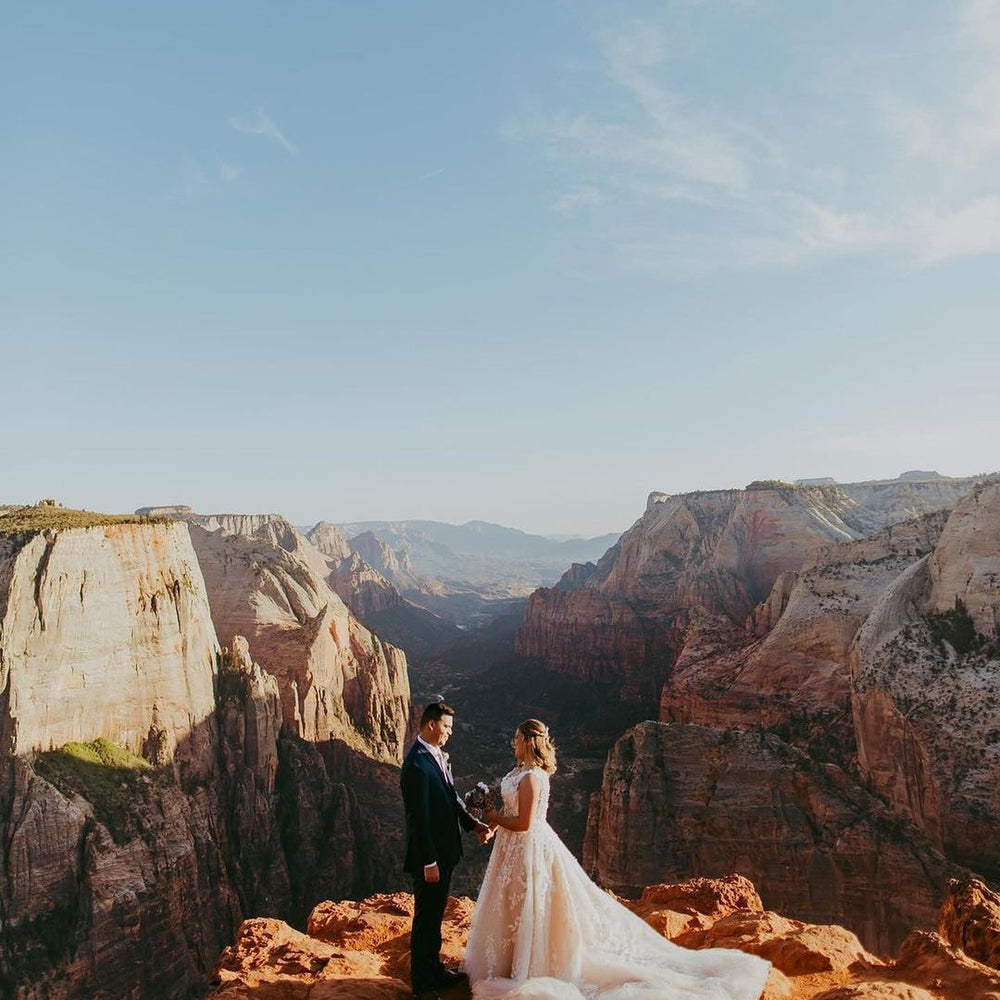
[420,701,455,728]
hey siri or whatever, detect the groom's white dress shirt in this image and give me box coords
[418,735,452,784]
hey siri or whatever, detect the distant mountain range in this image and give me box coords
[329,519,621,593]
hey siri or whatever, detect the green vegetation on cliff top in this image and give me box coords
[0,504,169,535]
[32,738,155,845]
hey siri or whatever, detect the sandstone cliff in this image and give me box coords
[347,530,423,595]
[660,512,949,760]
[852,481,1000,880]
[576,480,1000,955]
[517,477,982,710]
[184,513,410,763]
[0,508,414,999]
[306,523,407,620]
[583,721,961,954]
[0,517,218,768]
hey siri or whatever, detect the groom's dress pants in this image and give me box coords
[411,864,453,990]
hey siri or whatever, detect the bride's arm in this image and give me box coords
[486,772,540,833]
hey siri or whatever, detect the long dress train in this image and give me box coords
[462,767,770,1000]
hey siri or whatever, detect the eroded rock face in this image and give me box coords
[851,482,1000,878]
[185,514,410,763]
[0,750,249,999]
[0,514,415,999]
[0,521,218,765]
[307,522,353,563]
[894,930,1000,1000]
[208,873,1000,1000]
[674,910,874,975]
[661,512,949,761]
[517,479,979,710]
[347,532,422,595]
[0,611,305,1000]
[938,876,1000,970]
[307,524,406,620]
[584,722,960,953]
[926,481,1000,636]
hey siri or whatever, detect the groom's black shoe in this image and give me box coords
[434,967,468,987]
[412,990,441,1000]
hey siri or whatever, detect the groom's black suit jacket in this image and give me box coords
[401,741,478,874]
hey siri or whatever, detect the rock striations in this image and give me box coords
[183,513,410,763]
[519,474,1000,955]
[582,721,961,953]
[851,481,1000,880]
[0,519,218,764]
[0,506,415,999]
[305,522,462,660]
[517,477,982,710]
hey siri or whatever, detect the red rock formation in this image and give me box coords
[185,514,410,763]
[893,930,1000,999]
[208,872,1000,1000]
[517,480,977,710]
[583,721,961,953]
[851,482,1000,879]
[660,512,948,760]
[938,876,1000,969]
[0,510,416,999]
[620,874,764,939]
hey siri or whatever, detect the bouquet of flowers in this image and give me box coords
[464,781,495,820]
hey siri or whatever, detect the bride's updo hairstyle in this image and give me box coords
[518,719,557,774]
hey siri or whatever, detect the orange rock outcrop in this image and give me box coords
[209,873,1000,1000]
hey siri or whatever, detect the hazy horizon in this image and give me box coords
[6,2,999,537]
[6,464,994,540]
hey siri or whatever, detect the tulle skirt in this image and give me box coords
[462,823,770,1000]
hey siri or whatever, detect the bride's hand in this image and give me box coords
[484,806,500,826]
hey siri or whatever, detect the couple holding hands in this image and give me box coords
[401,701,770,1000]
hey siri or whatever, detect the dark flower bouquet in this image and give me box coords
[464,781,498,820]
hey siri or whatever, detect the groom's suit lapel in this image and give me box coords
[415,743,454,790]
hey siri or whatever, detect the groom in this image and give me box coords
[401,701,491,1000]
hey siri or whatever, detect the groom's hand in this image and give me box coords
[475,821,493,845]
[423,862,440,883]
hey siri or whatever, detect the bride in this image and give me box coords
[462,719,771,1000]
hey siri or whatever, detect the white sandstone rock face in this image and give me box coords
[852,482,1000,873]
[661,511,950,752]
[927,481,1000,637]
[183,514,410,764]
[307,521,352,562]
[0,521,219,761]
[307,524,405,618]
[519,477,989,707]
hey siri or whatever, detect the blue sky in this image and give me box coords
[3,1,998,536]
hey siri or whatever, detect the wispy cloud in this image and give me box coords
[176,159,242,202]
[229,108,299,156]
[910,197,1000,264]
[507,1,1000,274]
[883,5,1000,173]
[219,162,242,183]
[551,184,605,216]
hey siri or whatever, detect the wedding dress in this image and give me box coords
[462,767,770,1000]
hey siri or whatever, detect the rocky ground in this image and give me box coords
[208,874,1000,1000]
